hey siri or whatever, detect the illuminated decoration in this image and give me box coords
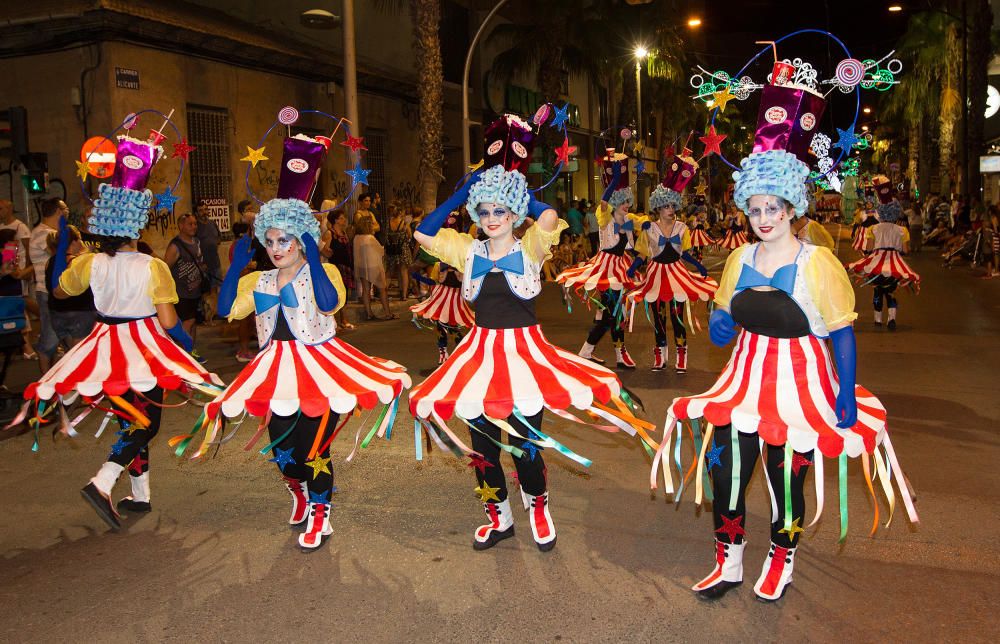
[277,106,300,125]
[171,138,196,161]
[767,58,819,90]
[833,127,861,154]
[122,112,139,130]
[345,161,372,188]
[154,185,181,212]
[986,85,1000,119]
[554,138,577,165]
[75,159,91,181]
[241,145,269,168]
[834,58,866,88]
[840,157,860,176]
[711,86,737,112]
[549,103,570,129]
[340,134,368,153]
[699,125,727,158]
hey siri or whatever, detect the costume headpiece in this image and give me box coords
[871,175,901,222]
[601,148,633,209]
[466,114,535,225]
[649,148,698,212]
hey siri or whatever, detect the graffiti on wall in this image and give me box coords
[392,180,419,208]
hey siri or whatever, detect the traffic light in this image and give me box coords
[0,106,29,160]
[20,152,48,194]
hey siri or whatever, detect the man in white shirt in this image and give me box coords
[29,198,66,371]
[0,198,37,359]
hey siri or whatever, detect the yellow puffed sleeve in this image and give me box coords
[522,218,568,266]
[900,226,911,243]
[426,228,474,272]
[630,215,652,258]
[713,245,749,310]
[596,202,612,227]
[58,252,95,296]
[147,258,179,305]
[805,246,857,329]
[680,227,693,252]
[227,271,261,321]
[322,263,348,315]
[808,221,835,249]
[865,226,875,243]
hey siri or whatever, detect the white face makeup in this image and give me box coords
[265,228,302,269]
[656,205,676,222]
[746,195,792,243]
[476,202,516,240]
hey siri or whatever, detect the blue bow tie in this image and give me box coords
[470,251,525,280]
[658,233,682,249]
[253,283,299,312]
[735,263,798,295]
[614,220,635,235]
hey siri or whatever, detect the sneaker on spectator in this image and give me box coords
[235,350,255,363]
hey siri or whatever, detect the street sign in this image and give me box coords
[200,197,231,233]
[115,67,140,90]
[80,136,117,178]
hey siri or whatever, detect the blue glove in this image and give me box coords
[708,308,737,347]
[601,162,622,204]
[165,320,194,352]
[527,193,554,218]
[626,255,645,278]
[301,232,339,313]
[410,270,436,287]
[829,326,858,429]
[216,234,254,318]
[416,169,482,236]
[681,250,709,277]
[50,216,70,292]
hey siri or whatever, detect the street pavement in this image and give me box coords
[1,228,997,643]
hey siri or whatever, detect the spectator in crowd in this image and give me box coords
[984,205,1000,279]
[353,207,394,320]
[44,225,95,350]
[165,213,207,362]
[385,204,414,300]
[0,199,36,359]
[566,199,585,238]
[195,199,222,288]
[583,199,599,254]
[229,220,256,362]
[28,198,66,372]
[355,192,379,235]
[322,209,356,329]
[906,199,923,252]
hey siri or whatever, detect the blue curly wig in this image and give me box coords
[465,165,531,225]
[608,187,634,209]
[733,150,809,216]
[876,200,903,223]
[648,185,682,213]
[255,198,321,245]
[89,183,152,239]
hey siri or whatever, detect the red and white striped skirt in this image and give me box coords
[409,324,620,421]
[206,337,411,419]
[25,317,222,402]
[410,284,475,328]
[627,260,718,304]
[668,330,886,458]
[847,249,920,285]
[556,251,633,293]
[689,228,717,248]
[718,229,749,251]
[851,227,868,252]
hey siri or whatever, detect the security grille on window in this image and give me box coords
[364,129,389,228]
[187,105,232,235]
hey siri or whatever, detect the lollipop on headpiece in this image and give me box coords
[465,114,535,225]
[649,148,698,213]
[871,174,902,222]
[601,148,633,209]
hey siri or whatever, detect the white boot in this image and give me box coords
[874,310,883,326]
[692,539,746,599]
[117,472,152,513]
[753,542,797,602]
[887,307,897,331]
[524,491,557,552]
[91,461,125,496]
[81,461,125,530]
[298,502,333,551]
[578,341,604,364]
[473,498,515,550]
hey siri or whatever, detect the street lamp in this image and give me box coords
[888,4,903,12]
[687,17,703,28]
[863,106,872,114]
[634,45,648,146]
[462,0,510,169]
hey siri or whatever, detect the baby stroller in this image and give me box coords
[942,230,982,267]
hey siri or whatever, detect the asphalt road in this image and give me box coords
[1,229,997,643]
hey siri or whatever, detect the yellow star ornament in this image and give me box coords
[75,160,91,181]
[241,145,269,168]
[305,455,331,479]
[695,184,708,197]
[778,517,804,537]
[474,482,501,503]
[711,86,736,113]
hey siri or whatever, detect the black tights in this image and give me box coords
[709,424,812,549]
[652,300,686,347]
[269,412,339,498]
[469,411,547,502]
[873,276,898,312]
[586,289,625,345]
[436,322,463,350]
[107,387,163,476]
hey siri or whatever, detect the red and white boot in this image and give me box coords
[473,498,515,550]
[675,345,688,373]
[524,492,557,552]
[284,477,309,526]
[438,347,449,365]
[692,539,746,599]
[651,345,667,371]
[615,344,636,370]
[753,542,797,602]
[298,502,333,551]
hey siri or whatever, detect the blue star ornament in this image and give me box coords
[705,442,725,470]
[110,437,130,456]
[550,103,570,129]
[345,162,371,188]
[635,159,646,175]
[520,441,541,461]
[154,186,181,212]
[268,446,296,471]
[309,489,332,505]
[832,128,861,154]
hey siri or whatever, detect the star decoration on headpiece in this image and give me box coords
[550,103,570,129]
[305,455,332,479]
[520,441,540,461]
[833,127,861,155]
[813,186,826,202]
[779,453,814,476]
[778,517,805,537]
[715,514,747,542]
[75,160,91,181]
[171,138,196,161]
[345,162,371,188]
[154,186,181,212]
[699,126,727,158]
[554,139,577,166]
[109,437,130,456]
[467,454,494,475]
[705,442,725,470]
[474,482,501,503]
[711,86,737,113]
[340,134,368,153]
[128,453,148,475]
[695,184,708,197]
[241,145,269,168]
[308,489,332,505]
[268,446,296,471]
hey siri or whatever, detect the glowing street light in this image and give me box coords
[687,17,702,28]
[863,106,872,114]
[888,4,903,12]
[635,45,648,145]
